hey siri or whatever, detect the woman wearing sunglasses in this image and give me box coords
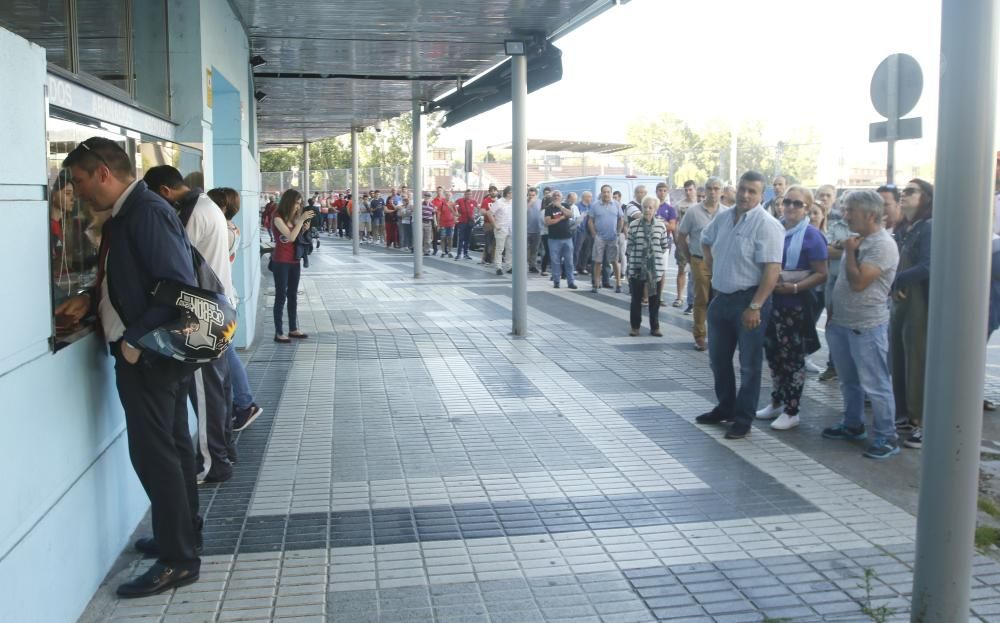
[756,185,829,430]
[890,179,934,449]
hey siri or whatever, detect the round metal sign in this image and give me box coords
[870,53,923,118]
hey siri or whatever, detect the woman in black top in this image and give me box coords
[890,178,933,450]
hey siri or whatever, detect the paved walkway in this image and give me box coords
[81,236,1000,623]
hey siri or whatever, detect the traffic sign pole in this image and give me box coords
[886,54,899,183]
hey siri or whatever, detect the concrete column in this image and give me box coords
[511,55,528,336]
[351,128,360,255]
[303,140,310,198]
[412,100,424,278]
[911,0,998,620]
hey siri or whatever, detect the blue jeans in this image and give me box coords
[686,268,695,306]
[225,346,253,411]
[271,261,301,335]
[827,322,897,441]
[548,237,575,284]
[707,289,771,427]
[457,222,473,256]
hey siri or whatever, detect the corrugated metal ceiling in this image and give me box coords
[231,0,622,145]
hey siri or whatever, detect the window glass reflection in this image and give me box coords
[0,0,71,69]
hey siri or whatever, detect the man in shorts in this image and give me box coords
[589,184,623,293]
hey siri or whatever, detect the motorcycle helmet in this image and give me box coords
[137,280,238,363]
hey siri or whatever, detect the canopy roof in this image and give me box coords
[231,0,626,145]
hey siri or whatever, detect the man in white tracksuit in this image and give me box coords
[144,166,237,483]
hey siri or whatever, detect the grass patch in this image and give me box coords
[979,496,1000,519]
[982,452,1000,461]
[975,525,1000,548]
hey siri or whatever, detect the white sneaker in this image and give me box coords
[770,413,800,430]
[755,403,784,420]
[805,358,822,373]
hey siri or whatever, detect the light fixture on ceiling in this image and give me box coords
[250,55,267,68]
[504,40,527,56]
[254,90,267,103]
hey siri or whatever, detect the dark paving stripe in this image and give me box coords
[226,408,815,554]
[196,295,302,556]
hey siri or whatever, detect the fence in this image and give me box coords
[259,146,817,195]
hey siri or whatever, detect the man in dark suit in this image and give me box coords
[55,137,201,597]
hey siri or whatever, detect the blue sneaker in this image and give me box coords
[821,424,867,441]
[863,438,900,460]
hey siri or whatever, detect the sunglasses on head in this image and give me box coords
[74,139,112,170]
[782,198,806,209]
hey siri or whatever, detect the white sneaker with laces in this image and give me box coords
[804,358,822,373]
[770,413,800,430]
[755,403,784,420]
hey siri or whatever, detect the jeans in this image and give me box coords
[548,237,575,284]
[271,260,301,335]
[707,288,771,427]
[401,221,412,249]
[225,346,253,411]
[827,322,897,441]
[574,230,593,273]
[686,268,695,306]
[629,278,662,330]
[457,222,473,257]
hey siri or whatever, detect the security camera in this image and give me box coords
[374,121,384,133]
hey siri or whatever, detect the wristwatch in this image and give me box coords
[748,303,762,311]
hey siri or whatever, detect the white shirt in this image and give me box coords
[99,180,138,343]
[186,193,237,304]
[492,198,512,232]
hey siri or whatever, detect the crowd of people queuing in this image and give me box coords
[52,138,267,597]
[260,152,1000,463]
[47,134,997,599]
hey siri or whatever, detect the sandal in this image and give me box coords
[289,331,309,339]
[274,335,291,343]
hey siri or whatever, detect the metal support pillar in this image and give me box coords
[412,100,424,278]
[729,124,738,184]
[303,140,311,199]
[911,1,998,620]
[351,128,360,255]
[511,55,528,336]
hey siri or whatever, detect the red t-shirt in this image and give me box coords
[455,198,476,224]
[437,202,456,227]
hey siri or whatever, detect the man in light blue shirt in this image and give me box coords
[588,184,623,293]
[697,171,784,440]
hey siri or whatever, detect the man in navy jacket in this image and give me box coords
[55,137,201,597]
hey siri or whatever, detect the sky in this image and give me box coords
[437,0,1000,181]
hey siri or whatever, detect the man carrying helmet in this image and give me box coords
[54,137,203,598]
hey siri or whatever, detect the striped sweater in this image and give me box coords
[626,218,669,280]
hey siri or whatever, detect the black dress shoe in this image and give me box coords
[724,422,751,439]
[116,562,199,598]
[695,409,732,425]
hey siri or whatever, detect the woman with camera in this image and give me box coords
[270,189,314,343]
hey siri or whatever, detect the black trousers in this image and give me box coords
[629,278,663,331]
[114,350,200,567]
[190,354,233,479]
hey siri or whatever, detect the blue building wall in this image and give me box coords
[0,1,261,618]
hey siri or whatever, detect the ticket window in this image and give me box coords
[47,114,202,350]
